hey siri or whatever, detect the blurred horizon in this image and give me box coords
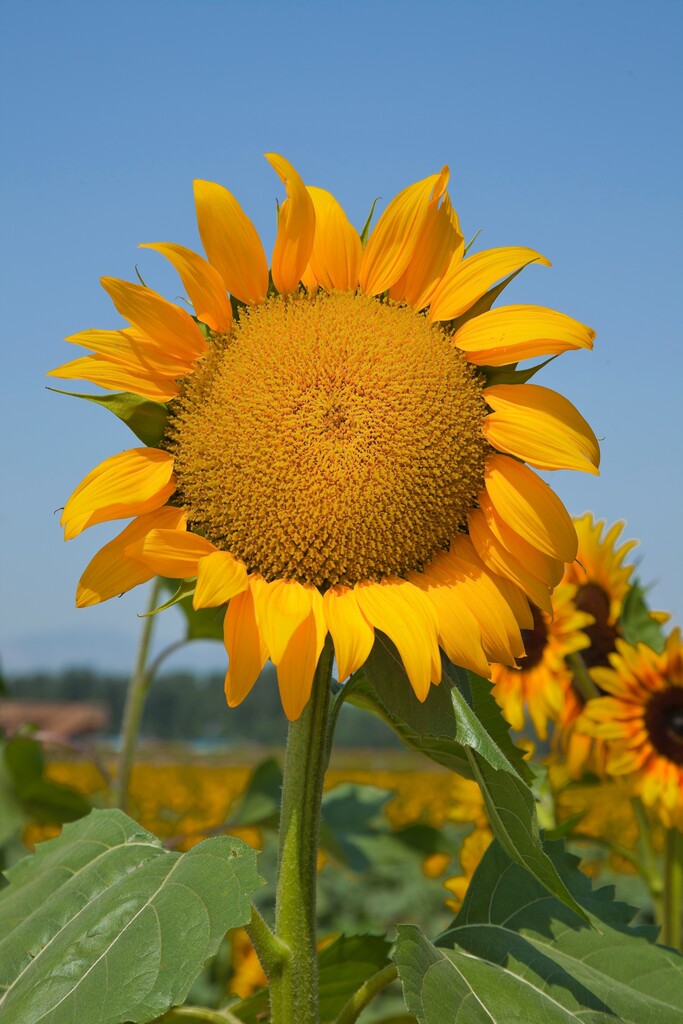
[1,0,681,677]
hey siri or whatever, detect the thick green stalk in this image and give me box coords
[116,578,163,811]
[269,636,335,1024]
[663,828,683,950]
[566,652,600,703]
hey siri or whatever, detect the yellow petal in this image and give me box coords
[453,305,595,366]
[266,153,316,295]
[468,509,552,613]
[483,384,600,474]
[140,242,232,333]
[323,586,374,682]
[47,354,180,402]
[478,492,564,587]
[389,193,463,310]
[62,448,176,540]
[224,576,269,707]
[194,180,269,305]
[100,278,207,361]
[302,186,362,292]
[276,590,328,721]
[64,327,196,378]
[131,528,216,578]
[253,578,314,664]
[76,506,187,607]
[484,573,534,631]
[355,578,441,701]
[426,543,523,664]
[484,454,577,563]
[408,571,490,678]
[193,551,248,608]
[429,247,551,323]
[359,167,449,296]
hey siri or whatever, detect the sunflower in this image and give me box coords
[50,155,599,720]
[578,631,683,830]
[491,582,593,738]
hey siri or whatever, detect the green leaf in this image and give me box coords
[0,809,263,1024]
[231,932,392,1023]
[47,388,169,446]
[321,783,393,871]
[360,197,380,247]
[4,736,91,825]
[444,661,587,923]
[228,757,282,829]
[432,838,683,1024]
[394,924,606,1023]
[620,579,666,652]
[0,750,24,847]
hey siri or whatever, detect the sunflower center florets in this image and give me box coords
[517,606,548,670]
[575,582,619,668]
[645,688,683,764]
[167,290,488,587]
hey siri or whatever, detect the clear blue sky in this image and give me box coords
[1,0,681,675]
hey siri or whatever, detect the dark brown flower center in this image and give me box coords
[518,606,548,671]
[645,687,683,764]
[574,582,619,668]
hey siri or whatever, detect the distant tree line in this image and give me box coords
[6,666,401,748]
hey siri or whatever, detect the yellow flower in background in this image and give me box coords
[51,155,599,719]
[444,826,493,911]
[491,582,593,739]
[579,631,683,830]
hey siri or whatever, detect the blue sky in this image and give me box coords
[1,0,681,675]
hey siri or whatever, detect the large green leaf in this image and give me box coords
[0,809,262,1024]
[394,925,608,1023]
[47,388,168,446]
[620,579,666,652]
[433,838,683,1023]
[347,641,584,920]
[230,932,392,1023]
[3,735,91,825]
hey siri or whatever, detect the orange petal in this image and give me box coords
[224,576,269,707]
[323,586,375,682]
[429,247,551,323]
[100,278,207,361]
[130,528,217,578]
[453,304,595,366]
[265,153,316,295]
[61,448,176,540]
[483,384,600,474]
[389,193,463,310]
[355,578,441,701]
[276,590,328,721]
[468,509,552,613]
[408,571,490,678]
[140,242,232,333]
[194,180,269,305]
[193,551,249,608]
[47,354,180,402]
[484,454,577,563]
[76,506,187,607]
[302,186,362,292]
[359,167,449,296]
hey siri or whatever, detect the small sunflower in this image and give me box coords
[51,155,599,720]
[579,631,683,830]
[491,582,593,738]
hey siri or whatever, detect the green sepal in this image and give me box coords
[158,579,226,641]
[480,354,557,386]
[620,578,667,652]
[140,579,196,616]
[360,197,380,247]
[47,388,169,446]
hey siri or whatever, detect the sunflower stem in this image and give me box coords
[631,797,664,923]
[334,965,399,1024]
[116,577,163,811]
[663,828,683,950]
[269,636,335,1024]
[566,651,600,703]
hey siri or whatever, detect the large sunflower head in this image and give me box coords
[578,630,683,830]
[50,155,599,720]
